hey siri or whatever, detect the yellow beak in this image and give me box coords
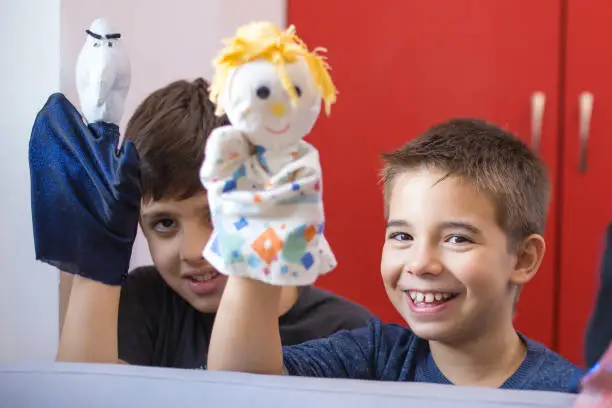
[270,102,286,117]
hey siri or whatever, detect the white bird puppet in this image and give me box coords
[200,21,338,286]
[76,18,131,125]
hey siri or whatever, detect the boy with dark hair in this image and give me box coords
[207,118,584,391]
[29,78,373,368]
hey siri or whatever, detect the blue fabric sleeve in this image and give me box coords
[282,318,381,379]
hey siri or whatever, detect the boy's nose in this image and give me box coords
[405,244,443,276]
[180,225,208,263]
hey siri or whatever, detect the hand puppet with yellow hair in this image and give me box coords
[200,22,338,285]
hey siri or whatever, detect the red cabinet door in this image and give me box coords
[288,0,562,348]
[559,0,612,367]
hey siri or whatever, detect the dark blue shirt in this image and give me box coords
[585,223,612,367]
[283,319,584,393]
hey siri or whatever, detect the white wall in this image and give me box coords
[61,0,287,270]
[0,0,61,362]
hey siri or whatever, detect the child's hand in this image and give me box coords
[28,93,141,285]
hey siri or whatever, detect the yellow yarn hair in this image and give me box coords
[209,22,338,117]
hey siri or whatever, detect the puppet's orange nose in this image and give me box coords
[270,102,286,117]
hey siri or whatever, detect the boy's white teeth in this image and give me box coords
[409,291,453,303]
[192,272,218,282]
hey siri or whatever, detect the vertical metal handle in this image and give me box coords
[531,92,545,153]
[578,92,594,173]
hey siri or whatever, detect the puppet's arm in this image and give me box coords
[200,125,251,186]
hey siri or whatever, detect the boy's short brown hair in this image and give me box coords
[381,118,550,246]
[124,78,229,203]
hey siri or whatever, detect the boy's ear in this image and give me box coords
[510,234,546,285]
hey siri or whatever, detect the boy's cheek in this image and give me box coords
[147,238,179,272]
[380,246,403,287]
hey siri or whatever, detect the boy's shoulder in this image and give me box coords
[282,317,425,379]
[363,323,586,391]
[513,335,585,393]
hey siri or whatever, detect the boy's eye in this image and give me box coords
[446,235,472,245]
[389,232,412,241]
[153,218,177,233]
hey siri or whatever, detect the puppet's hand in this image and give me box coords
[28,93,141,285]
[200,125,250,185]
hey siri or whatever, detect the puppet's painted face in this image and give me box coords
[220,58,321,150]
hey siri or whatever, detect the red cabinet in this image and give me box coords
[559,0,612,366]
[289,0,612,366]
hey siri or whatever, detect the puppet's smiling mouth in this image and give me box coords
[264,123,291,134]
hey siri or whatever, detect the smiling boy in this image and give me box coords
[207,118,584,392]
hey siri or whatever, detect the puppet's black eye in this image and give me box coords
[93,42,100,47]
[108,42,113,47]
[256,86,270,99]
[294,86,302,97]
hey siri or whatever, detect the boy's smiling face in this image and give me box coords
[381,167,543,344]
[140,191,228,313]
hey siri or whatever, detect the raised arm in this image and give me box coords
[29,20,139,363]
[57,275,122,363]
[208,274,379,378]
[207,276,284,374]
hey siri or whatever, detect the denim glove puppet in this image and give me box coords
[200,22,338,285]
[29,18,139,285]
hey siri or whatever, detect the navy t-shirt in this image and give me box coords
[284,318,585,393]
